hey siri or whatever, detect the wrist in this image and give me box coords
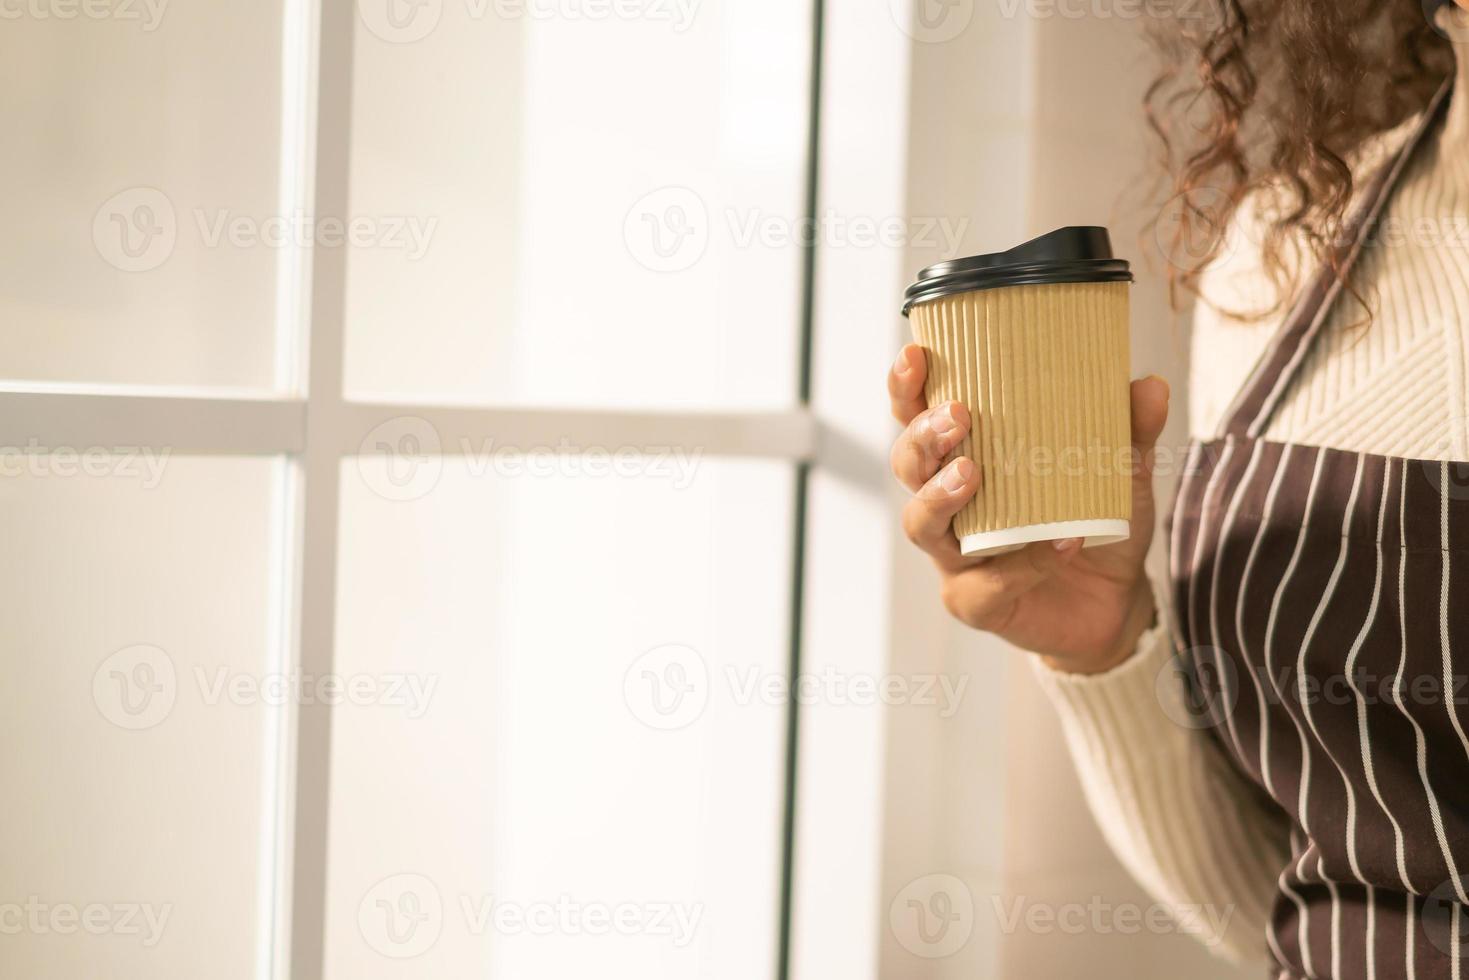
[1041,583,1157,677]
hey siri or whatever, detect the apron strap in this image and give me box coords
[1218,77,1454,439]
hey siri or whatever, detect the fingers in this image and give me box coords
[900,456,980,568]
[941,538,1084,630]
[887,344,929,425]
[890,401,971,492]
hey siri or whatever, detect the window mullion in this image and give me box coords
[283,0,351,976]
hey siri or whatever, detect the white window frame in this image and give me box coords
[0,1,929,978]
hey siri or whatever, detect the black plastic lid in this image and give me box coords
[901,226,1132,316]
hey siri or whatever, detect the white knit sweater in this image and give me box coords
[1032,63,1469,966]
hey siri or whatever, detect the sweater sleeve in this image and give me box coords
[1030,613,1292,966]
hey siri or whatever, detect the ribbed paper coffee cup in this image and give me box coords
[901,227,1133,558]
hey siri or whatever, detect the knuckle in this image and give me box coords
[909,417,942,463]
[888,439,909,482]
[891,434,928,484]
[908,445,950,487]
[916,472,954,504]
[886,362,905,393]
[975,569,1021,607]
[901,496,948,550]
[941,577,1006,631]
[1012,542,1057,580]
[900,503,927,547]
[939,578,971,620]
[971,602,1015,633]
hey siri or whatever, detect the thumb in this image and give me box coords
[1088,376,1171,568]
[1121,375,1170,561]
[1130,375,1171,477]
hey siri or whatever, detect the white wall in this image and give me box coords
[887,5,1250,979]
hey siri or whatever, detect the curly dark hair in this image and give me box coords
[1144,0,1456,318]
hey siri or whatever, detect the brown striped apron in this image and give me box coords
[1169,78,1469,979]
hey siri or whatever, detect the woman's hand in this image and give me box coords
[888,343,1171,675]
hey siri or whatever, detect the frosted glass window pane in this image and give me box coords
[326,457,792,979]
[344,3,811,409]
[0,6,290,390]
[0,456,285,980]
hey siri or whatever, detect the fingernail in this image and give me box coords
[893,349,910,375]
[1053,537,1082,551]
[931,403,959,436]
[1144,374,1171,400]
[941,458,974,492]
